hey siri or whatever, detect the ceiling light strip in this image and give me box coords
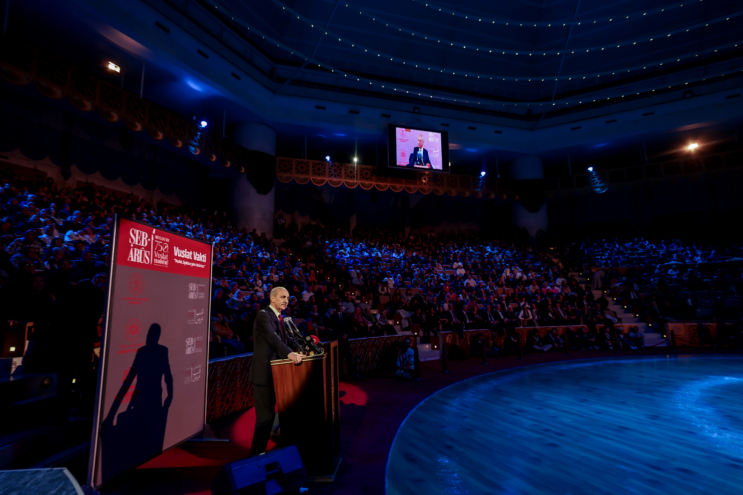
[408,0,706,27]
[343,2,741,57]
[265,0,743,83]
[211,2,743,109]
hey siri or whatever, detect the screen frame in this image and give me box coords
[386,125,450,173]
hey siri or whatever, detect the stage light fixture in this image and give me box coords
[107,61,120,73]
[189,116,208,155]
[587,165,607,193]
[354,157,358,163]
[325,155,331,162]
[687,143,699,150]
[480,171,486,177]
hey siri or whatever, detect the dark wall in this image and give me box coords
[274,179,513,233]
[0,81,215,207]
[547,171,743,241]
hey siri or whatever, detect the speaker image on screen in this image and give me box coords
[211,445,306,495]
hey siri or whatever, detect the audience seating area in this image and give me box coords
[2,166,743,426]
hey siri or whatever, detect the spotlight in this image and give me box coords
[353,157,358,163]
[687,143,698,151]
[325,155,331,162]
[480,171,486,177]
[107,61,120,73]
[587,164,607,193]
[189,116,208,155]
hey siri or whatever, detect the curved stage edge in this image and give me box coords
[385,354,743,495]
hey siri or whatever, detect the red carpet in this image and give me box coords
[103,348,723,494]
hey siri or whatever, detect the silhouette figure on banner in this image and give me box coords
[99,324,173,484]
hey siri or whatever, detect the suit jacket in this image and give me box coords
[481,310,502,324]
[330,311,351,338]
[249,308,293,386]
[408,147,431,167]
[456,309,472,324]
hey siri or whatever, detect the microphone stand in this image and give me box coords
[284,317,324,356]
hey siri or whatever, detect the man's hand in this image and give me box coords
[288,352,303,365]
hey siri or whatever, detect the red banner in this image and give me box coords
[115,218,210,278]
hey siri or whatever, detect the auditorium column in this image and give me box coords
[510,155,548,237]
[348,187,357,234]
[230,123,277,239]
[402,192,411,237]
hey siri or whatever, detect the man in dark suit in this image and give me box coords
[328,302,363,379]
[408,134,431,168]
[249,287,303,455]
[441,305,464,338]
[480,304,503,334]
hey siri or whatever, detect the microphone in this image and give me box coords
[284,317,324,355]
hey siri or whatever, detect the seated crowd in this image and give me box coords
[3,169,743,371]
[564,239,743,325]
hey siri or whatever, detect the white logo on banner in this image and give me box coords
[188,283,206,300]
[152,234,169,268]
[127,228,152,264]
[185,336,204,355]
[184,364,202,385]
[126,228,169,267]
[188,308,204,325]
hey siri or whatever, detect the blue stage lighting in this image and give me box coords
[480,171,486,177]
[325,156,331,162]
[587,166,594,172]
[199,120,208,128]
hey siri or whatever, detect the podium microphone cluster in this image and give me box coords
[284,317,324,356]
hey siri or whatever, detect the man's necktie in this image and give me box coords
[278,314,288,344]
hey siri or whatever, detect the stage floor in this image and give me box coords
[386,355,743,495]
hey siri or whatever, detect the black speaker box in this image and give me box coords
[211,445,306,495]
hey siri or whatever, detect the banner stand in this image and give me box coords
[87,216,213,490]
[187,423,230,442]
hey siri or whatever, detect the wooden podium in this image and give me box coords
[271,341,341,481]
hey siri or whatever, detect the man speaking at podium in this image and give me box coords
[408,134,432,168]
[249,287,303,455]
